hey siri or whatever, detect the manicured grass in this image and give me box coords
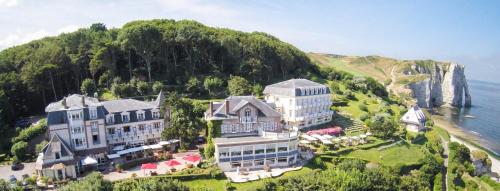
[182,178,227,191]
[345,142,423,166]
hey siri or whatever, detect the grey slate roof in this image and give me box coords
[263,79,329,97]
[102,99,157,113]
[208,96,280,119]
[41,133,74,158]
[45,94,101,112]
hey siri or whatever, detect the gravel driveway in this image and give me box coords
[0,162,36,181]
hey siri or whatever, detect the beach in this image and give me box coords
[433,115,500,177]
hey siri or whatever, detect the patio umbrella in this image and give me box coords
[141,163,157,170]
[165,159,181,167]
[82,156,98,165]
[183,155,201,163]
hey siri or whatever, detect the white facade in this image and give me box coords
[264,79,334,129]
[400,105,427,132]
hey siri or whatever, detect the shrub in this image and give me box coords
[80,78,97,96]
[35,140,48,154]
[433,173,442,191]
[12,119,47,143]
[11,141,28,161]
[358,104,368,112]
[360,113,370,122]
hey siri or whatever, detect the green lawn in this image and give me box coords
[345,142,423,166]
[181,162,324,191]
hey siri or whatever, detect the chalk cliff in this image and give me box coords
[406,63,471,108]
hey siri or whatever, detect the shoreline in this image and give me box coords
[432,115,500,176]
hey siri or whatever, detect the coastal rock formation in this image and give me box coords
[406,63,472,108]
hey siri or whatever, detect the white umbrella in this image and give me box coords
[82,156,98,165]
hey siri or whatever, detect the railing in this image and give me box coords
[260,130,298,139]
[106,128,164,139]
[240,117,256,123]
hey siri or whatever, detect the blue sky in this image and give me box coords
[1,0,499,82]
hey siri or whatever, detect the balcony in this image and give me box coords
[240,117,256,123]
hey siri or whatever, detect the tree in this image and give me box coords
[152,81,164,94]
[80,78,97,96]
[368,114,398,139]
[227,76,251,96]
[35,140,48,154]
[252,84,264,97]
[203,76,224,97]
[162,94,203,149]
[136,80,149,96]
[11,141,28,161]
[185,77,203,97]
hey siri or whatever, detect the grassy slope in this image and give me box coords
[346,142,423,166]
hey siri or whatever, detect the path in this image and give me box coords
[440,136,449,191]
[386,66,397,93]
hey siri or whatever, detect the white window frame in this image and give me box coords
[89,107,98,119]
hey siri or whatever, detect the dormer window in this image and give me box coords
[89,107,98,119]
[121,112,130,123]
[106,115,114,124]
[244,109,251,118]
[152,111,160,119]
[137,110,145,121]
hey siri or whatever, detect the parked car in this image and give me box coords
[11,161,24,171]
[9,175,17,183]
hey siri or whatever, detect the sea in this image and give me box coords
[436,79,500,155]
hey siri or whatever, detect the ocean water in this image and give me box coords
[437,80,500,155]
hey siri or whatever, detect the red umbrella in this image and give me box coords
[165,159,181,167]
[183,155,201,163]
[141,163,157,170]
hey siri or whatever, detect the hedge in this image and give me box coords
[322,139,394,156]
[12,119,47,143]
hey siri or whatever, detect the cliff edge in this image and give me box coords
[308,53,472,108]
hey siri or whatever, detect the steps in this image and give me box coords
[332,112,366,133]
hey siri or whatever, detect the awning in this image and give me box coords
[107,154,121,159]
[81,156,98,165]
[299,140,311,144]
[150,144,162,149]
[51,163,65,170]
[112,145,125,151]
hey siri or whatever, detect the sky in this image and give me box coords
[1,0,500,82]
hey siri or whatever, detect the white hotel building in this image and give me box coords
[264,79,333,130]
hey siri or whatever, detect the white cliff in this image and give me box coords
[405,63,471,108]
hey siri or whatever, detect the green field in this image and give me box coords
[346,142,423,166]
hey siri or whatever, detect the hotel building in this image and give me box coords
[263,79,333,130]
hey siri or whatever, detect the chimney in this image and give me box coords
[81,96,86,106]
[62,97,68,109]
[208,102,213,117]
[224,100,230,115]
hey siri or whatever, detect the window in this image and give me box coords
[255,145,265,154]
[266,144,276,153]
[230,162,241,168]
[231,147,241,156]
[265,158,275,165]
[89,107,98,119]
[278,143,288,152]
[153,122,161,130]
[244,109,251,118]
[106,115,114,124]
[243,146,253,155]
[152,111,160,119]
[278,157,288,163]
[72,126,82,134]
[219,148,229,158]
[74,138,84,147]
[90,121,98,132]
[137,112,145,121]
[108,128,115,135]
[123,126,130,133]
[254,159,264,166]
[122,114,129,123]
[55,152,60,159]
[243,161,253,167]
[138,124,145,131]
[92,135,100,145]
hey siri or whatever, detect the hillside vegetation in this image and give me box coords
[0,19,320,153]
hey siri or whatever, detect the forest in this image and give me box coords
[0,19,320,152]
